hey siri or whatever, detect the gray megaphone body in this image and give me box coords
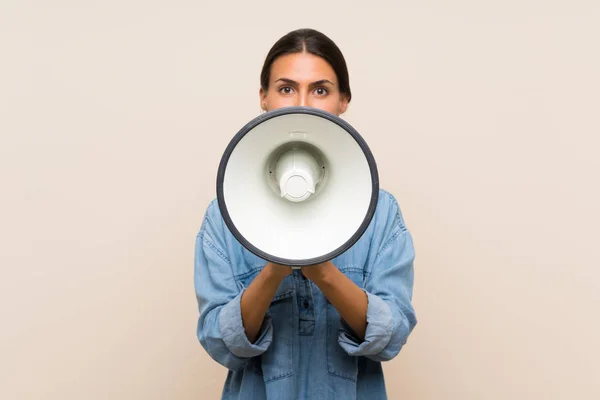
[216,106,379,268]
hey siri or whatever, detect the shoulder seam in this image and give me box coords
[199,232,231,265]
[380,188,408,230]
[197,199,231,265]
[373,188,409,260]
[374,225,407,260]
[196,198,219,238]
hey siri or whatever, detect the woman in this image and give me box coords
[194,28,417,400]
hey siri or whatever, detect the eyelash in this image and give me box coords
[278,86,329,96]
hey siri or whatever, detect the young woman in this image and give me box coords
[194,28,417,400]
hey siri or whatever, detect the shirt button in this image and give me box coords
[303,300,309,309]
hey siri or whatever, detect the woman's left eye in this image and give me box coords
[314,87,328,96]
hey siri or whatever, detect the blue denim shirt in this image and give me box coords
[194,189,417,400]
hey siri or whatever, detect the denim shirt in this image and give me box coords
[194,189,417,400]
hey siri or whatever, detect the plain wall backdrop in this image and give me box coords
[1,1,598,399]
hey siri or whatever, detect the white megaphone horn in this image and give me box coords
[216,106,379,267]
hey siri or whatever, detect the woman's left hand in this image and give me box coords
[301,260,367,340]
[300,261,336,284]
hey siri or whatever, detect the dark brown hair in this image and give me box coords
[260,28,352,102]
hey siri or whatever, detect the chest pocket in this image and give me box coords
[235,270,296,384]
[326,267,365,382]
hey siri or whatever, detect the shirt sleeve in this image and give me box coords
[337,191,418,362]
[194,201,273,371]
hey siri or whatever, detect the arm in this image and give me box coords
[240,263,291,343]
[353,227,417,362]
[303,192,417,362]
[194,201,289,370]
[301,262,368,340]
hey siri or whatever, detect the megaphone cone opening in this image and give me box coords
[216,106,379,267]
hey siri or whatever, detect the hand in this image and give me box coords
[302,260,368,340]
[301,261,336,285]
[265,262,292,281]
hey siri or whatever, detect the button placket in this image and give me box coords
[293,270,315,335]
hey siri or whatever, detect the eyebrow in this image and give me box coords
[274,78,335,86]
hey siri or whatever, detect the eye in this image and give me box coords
[314,87,328,96]
[279,86,294,95]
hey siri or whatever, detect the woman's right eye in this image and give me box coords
[279,86,294,94]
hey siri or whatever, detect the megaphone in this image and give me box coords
[216,106,378,267]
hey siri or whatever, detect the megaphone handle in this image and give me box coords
[291,266,301,270]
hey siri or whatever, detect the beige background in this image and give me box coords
[1,1,599,399]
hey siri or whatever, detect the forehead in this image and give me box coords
[270,52,337,83]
